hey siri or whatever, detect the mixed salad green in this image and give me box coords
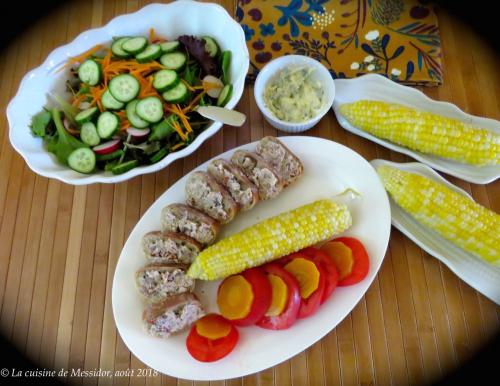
[31,32,233,175]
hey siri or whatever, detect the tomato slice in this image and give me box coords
[186,314,239,362]
[278,253,326,319]
[297,260,326,318]
[305,248,339,304]
[257,263,301,330]
[333,237,370,286]
[218,267,272,326]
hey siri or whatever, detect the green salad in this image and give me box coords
[31,32,233,175]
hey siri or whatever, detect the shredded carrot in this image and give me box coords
[71,93,87,107]
[182,91,206,114]
[167,104,193,133]
[149,28,155,42]
[88,85,106,111]
[120,119,131,131]
[171,119,187,141]
[181,79,197,92]
[203,81,223,92]
[171,142,186,151]
[57,44,104,72]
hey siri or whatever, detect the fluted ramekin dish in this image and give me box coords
[254,55,335,133]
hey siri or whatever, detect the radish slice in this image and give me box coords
[93,139,121,155]
[63,117,73,131]
[127,127,150,138]
[202,75,224,98]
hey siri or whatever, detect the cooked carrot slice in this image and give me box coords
[217,275,254,320]
[195,314,232,340]
[284,257,320,299]
[265,274,288,317]
[321,241,354,280]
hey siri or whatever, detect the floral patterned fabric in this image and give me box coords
[236,0,442,85]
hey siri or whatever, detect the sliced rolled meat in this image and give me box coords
[256,136,304,187]
[230,150,284,200]
[142,231,201,264]
[161,203,220,245]
[185,171,238,224]
[142,293,205,338]
[207,158,259,211]
[135,264,195,303]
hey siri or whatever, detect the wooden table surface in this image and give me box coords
[1,1,499,385]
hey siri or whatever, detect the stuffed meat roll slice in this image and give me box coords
[256,136,304,187]
[135,264,195,303]
[185,171,238,224]
[207,158,259,211]
[142,231,201,264]
[143,293,205,338]
[161,203,220,245]
[230,150,284,200]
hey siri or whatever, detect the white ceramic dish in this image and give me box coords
[112,136,391,380]
[254,55,335,133]
[333,74,500,184]
[6,1,249,185]
[371,159,500,305]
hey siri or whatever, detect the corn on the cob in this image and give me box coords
[340,100,500,166]
[377,165,500,264]
[187,199,352,280]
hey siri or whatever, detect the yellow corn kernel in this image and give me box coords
[187,199,352,280]
[340,100,500,166]
[377,165,500,264]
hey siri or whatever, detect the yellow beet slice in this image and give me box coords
[265,274,288,317]
[217,275,254,320]
[284,257,320,299]
[321,241,354,280]
[196,314,232,340]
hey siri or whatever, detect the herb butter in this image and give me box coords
[263,66,325,123]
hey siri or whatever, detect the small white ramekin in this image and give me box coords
[254,55,335,133]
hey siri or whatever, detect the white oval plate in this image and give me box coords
[371,159,500,305]
[112,136,391,381]
[332,74,500,184]
[6,0,249,185]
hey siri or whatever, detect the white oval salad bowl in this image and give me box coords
[6,1,249,185]
[333,74,500,184]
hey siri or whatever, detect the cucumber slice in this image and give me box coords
[68,148,96,174]
[217,84,232,107]
[101,89,124,110]
[126,100,149,129]
[80,122,100,146]
[109,74,140,103]
[75,106,98,124]
[121,36,148,54]
[162,82,188,103]
[160,52,187,71]
[136,44,162,63]
[78,59,101,86]
[221,50,231,85]
[111,159,139,175]
[96,149,124,162]
[97,111,119,139]
[111,37,131,58]
[202,36,219,57]
[160,41,180,53]
[136,97,164,123]
[153,69,179,92]
[150,147,169,163]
